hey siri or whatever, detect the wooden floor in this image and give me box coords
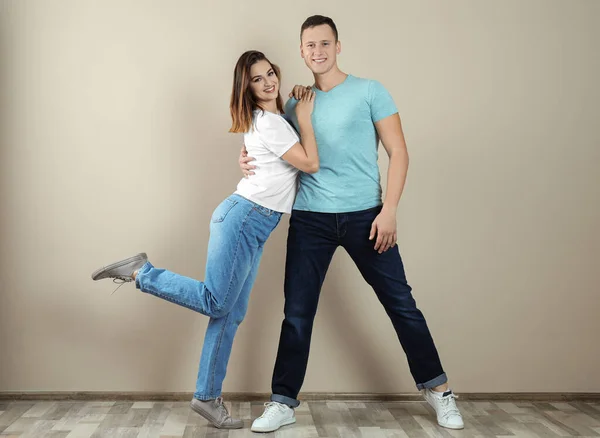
[1,399,599,437]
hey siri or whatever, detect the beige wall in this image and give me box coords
[1,0,599,395]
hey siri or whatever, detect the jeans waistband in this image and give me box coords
[292,204,382,217]
[229,193,281,217]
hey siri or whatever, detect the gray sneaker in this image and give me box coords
[190,397,243,429]
[91,253,148,283]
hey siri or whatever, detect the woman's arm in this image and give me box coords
[280,90,319,174]
[281,128,319,174]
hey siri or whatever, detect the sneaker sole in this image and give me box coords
[189,401,243,429]
[91,253,147,281]
[251,417,296,433]
[438,422,464,430]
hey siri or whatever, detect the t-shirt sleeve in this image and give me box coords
[369,80,398,123]
[283,98,300,132]
[255,112,299,157]
[284,97,297,115]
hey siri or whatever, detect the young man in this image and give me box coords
[242,15,464,433]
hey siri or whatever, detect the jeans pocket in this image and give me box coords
[211,198,238,223]
[252,205,273,218]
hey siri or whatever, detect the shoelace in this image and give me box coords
[111,276,132,295]
[439,393,460,419]
[260,402,286,419]
[214,397,232,419]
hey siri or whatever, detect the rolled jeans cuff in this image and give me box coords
[416,372,448,390]
[271,393,300,408]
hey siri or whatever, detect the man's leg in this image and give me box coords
[271,210,338,406]
[341,206,463,429]
[252,211,338,433]
[341,207,446,388]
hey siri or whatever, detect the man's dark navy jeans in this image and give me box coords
[270,206,447,407]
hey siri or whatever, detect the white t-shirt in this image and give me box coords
[235,110,300,213]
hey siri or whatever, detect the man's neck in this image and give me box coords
[313,67,348,92]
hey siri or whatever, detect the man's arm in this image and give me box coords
[239,145,256,177]
[369,113,409,253]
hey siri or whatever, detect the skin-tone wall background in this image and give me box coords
[0,0,598,394]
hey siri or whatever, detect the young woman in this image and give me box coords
[91,50,318,429]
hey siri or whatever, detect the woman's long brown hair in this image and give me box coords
[229,50,284,133]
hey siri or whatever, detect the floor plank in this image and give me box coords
[0,399,597,437]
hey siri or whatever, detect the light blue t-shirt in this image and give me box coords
[284,74,398,213]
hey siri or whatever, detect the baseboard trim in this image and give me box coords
[1,392,599,402]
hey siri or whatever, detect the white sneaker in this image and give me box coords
[423,389,464,429]
[251,401,296,433]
